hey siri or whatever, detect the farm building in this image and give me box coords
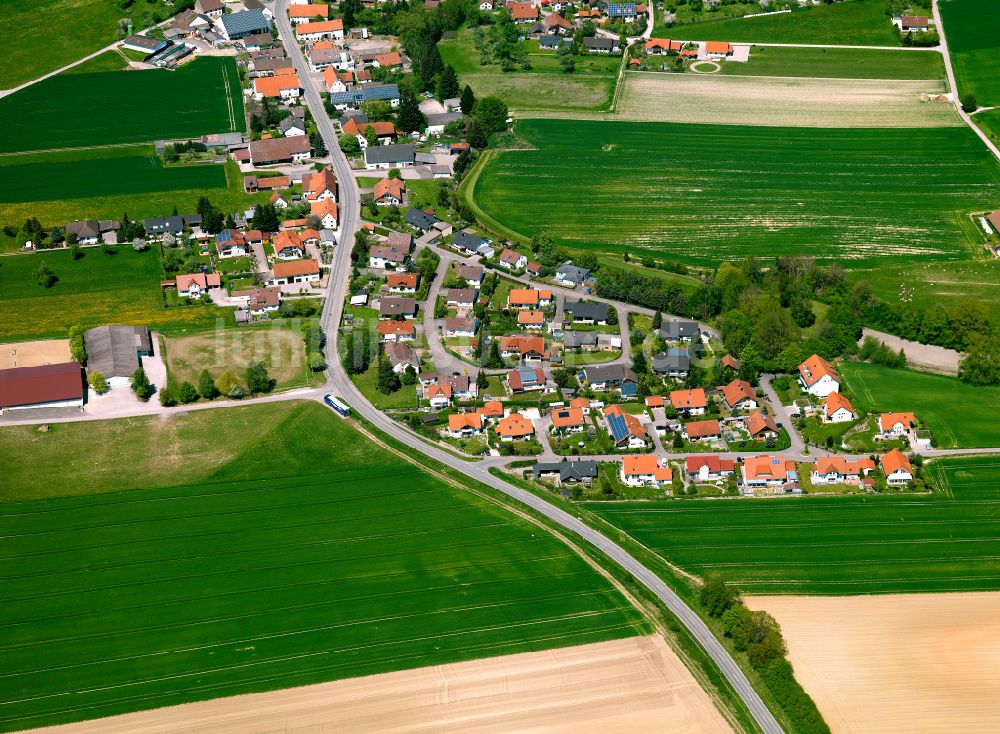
[295,18,345,41]
[249,136,311,166]
[220,9,272,40]
[121,35,168,56]
[253,74,302,100]
[364,144,415,170]
[0,362,84,412]
[268,259,321,286]
[83,326,153,387]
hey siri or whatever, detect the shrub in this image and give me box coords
[88,371,109,395]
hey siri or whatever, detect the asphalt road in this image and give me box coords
[274,4,785,731]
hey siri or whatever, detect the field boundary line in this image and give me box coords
[0,142,155,158]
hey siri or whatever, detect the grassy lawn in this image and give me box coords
[594,254,703,294]
[470,118,1000,265]
[163,323,321,392]
[941,0,1000,106]
[848,257,1000,325]
[840,362,1000,449]
[972,108,1000,149]
[661,0,900,46]
[587,455,1000,594]
[63,50,129,75]
[0,247,232,342]
[799,416,859,449]
[718,46,944,80]
[0,0,176,89]
[352,357,419,410]
[0,57,245,154]
[0,149,268,230]
[0,401,647,730]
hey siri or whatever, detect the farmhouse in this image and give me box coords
[880,412,916,438]
[550,406,587,433]
[448,412,484,437]
[881,449,913,485]
[621,455,673,488]
[604,404,648,449]
[822,392,856,423]
[686,456,735,482]
[379,297,418,320]
[532,459,597,484]
[0,362,84,412]
[268,259,321,286]
[506,366,546,393]
[811,457,876,486]
[683,419,721,443]
[719,379,756,411]
[670,388,707,416]
[295,18,345,41]
[195,0,223,17]
[253,74,301,100]
[565,301,609,324]
[364,144,415,170]
[220,9,272,39]
[798,354,840,397]
[288,4,329,23]
[898,15,929,31]
[249,136,311,166]
[303,167,338,202]
[82,326,152,387]
[742,455,798,490]
[377,320,416,342]
[746,410,779,440]
[497,412,534,441]
[175,272,221,297]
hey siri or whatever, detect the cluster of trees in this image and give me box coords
[249,97,290,136]
[116,213,147,243]
[68,326,87,365]
[33,264,57,288]
[250,202,281,233]
[472,16,530,71]
[162,140,208,163]
[88,371,109,395]
[342,325,374,375]
[857,336,907,369]
[700,576,830,734]
[158,363,274,406]
[196,196,229,235]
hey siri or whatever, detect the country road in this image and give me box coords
[273,2,785,732]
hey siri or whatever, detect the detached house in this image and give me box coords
[386,273,418,294]
[719,379,756,411]
[444,317,478,338]
[742,455,798,490]
[446,288,477,310]
[565,301,609,325]
[686,456,735,483]
[508,2,538,22]
[506,366,546,393]
[273,230,305,260]
[448,412,484,437]
[310,199,339,229]
[497,412,535,441]
[215,229,247,258]
[603,404,648,449]
[579,363,637,394]
[550,407,587,434]
[424,384,453,409]
[368,244,408,269]
[377,320,416,342]
[621,455,673,488]
[881,449,913,485]
[746,410,779,440]
[798,354,840,397]
[683,419,721,443]
[253,73,301,100]
[268,259,320,286]
[508,288,552,309]
[811,457,876,487]
[669,388,707,416]
[822,392,856,423]
[498,248,528,271]
[302,168,338,202]
[880,412,916,439]
[384,342,419,374]
[373,177,405,206]
[379,296,418,320]
[175,272,221,298]
[500,336,548,362]
[295,17,344,41]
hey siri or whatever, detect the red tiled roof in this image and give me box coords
[273,259,320,277]
[670,388,707,409]
[0,362,83,408]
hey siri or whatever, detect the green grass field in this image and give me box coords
[660,0,900,45]
[0,402,647,730]
[972,108,1000,148]
[0,247,231,342]
[0,57,244,153]
[439,29,619,112]
[586,455,1000,595]
[839,362,1000,449]
[718,46,944,80]
[0,0,175,89]
[0,147,266,230]
[470,119,1000,264]
[848,258,1000,324]
[940,0,1000,106]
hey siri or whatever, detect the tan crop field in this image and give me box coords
[747,593,1000,733]
[610,73,960,128]
[26,636,734,734]
[462,71,615,112]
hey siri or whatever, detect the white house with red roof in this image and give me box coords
[822,392,856,423]
[620,455,673,488]
[798,354,840,397]
[175,272,221,297]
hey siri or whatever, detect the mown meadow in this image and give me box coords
[0,402,648,731]
[840,362,1000,448]
[0,57,244,153]
[0,246,231,342]
[470,118,1000,264]
[587,456,1000,595]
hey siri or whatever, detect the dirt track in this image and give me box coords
[0,339,71,369]
[26,636,733,734]
[748,593,1000,733]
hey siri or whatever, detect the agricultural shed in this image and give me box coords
[83,326,153,386]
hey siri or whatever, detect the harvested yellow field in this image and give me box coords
[747,593,1000,733]
[26,636,735,734]
[612,73,960,128]
[0,338,70,368]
